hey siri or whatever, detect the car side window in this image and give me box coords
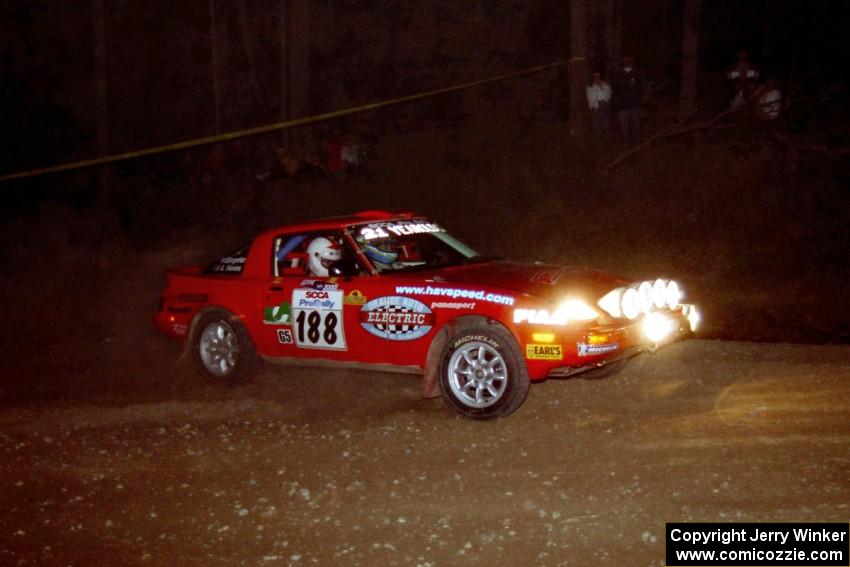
[272,233,363,277]
[273,234,311,276]
[204,241,252,275]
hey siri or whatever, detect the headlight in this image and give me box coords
[637,281,654,313]
[687,305,701,332]
[597,287,624,318]
[651,279,667,309]
[621,287,640,319]
[551,299,598,324]
[643,312,672,342]
[665,280,682,308]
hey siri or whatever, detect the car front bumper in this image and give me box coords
[520,304,698,380]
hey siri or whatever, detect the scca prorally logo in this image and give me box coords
[359,296,434,341]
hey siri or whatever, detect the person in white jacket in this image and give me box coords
[587,71,613,140]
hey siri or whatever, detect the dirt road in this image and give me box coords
[1,340,848,566]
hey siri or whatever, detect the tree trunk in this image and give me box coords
[604,0,621,80]
[288,0,311,146]
[586,0,599,73]
[569,0,589,146]
[280,0,291,147]
[679,0,700,119]
[238,0,257,90]
[92,0,110,191]
[209,0,222,133]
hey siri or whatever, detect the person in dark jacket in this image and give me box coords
[612,56,644,144]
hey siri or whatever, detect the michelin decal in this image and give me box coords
[577,342,619,357]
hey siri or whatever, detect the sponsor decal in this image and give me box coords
[291,289,347,350]
[263,301,292,325]
[577,342,619,357]
[208,243,251,274]
[359,221,444,241]
[526,343,563,360]
[293,289,343,310]
[394,285,514,306]
[210,256,246,273]
[276,328,294,344]
[430,301,476,310]
[530,268,566,285]
[216,264,243,273]
[172,323,188,336]
[360,296,434,341]
[343,290,368,306]
[453,334,499,349]
[514,308,555,325]
[298,279,338,291]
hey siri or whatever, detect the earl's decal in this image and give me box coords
[526,344,563,360]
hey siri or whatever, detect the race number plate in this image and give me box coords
[291,289,347,351]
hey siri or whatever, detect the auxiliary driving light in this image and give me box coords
[637,281,654,313]
[665,280,682,308]
[621,287,640,319]
[687,305,701,332]
[597,287,624,319]
[643,312,673,343]
[651,279,668,309]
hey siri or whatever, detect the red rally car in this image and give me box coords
[154,211,700,419]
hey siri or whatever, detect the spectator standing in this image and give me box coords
[727,49,759,110]
[612,56,643,144]
[586,71,612,140]
[325,130,345,179]
[753,78,782,120]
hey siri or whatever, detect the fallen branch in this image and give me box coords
[605,107,741,168]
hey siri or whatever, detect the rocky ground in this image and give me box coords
[2,104,849,566]
[1,339,848,566]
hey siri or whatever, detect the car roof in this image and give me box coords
[255,210,418,238]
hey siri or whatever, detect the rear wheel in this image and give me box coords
[192,310,259,384]
[439,325,529,419]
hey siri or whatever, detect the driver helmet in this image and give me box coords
[363,240,398,269]
[307,236,341,277]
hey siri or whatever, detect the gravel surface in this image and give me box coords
[1,340,848,566]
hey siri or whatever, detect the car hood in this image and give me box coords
[406,261,631,305]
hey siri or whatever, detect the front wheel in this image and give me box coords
[192,310,259,384]
[439,325,529,419]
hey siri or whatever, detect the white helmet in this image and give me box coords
[306,237,341,277]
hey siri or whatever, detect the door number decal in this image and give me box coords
[291,289,347,351]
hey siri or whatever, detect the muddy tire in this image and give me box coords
[439,325,529,419]
[192,310,259,384]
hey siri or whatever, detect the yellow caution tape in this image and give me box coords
[0,60,567,184]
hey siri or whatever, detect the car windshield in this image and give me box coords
[350,220,481,273]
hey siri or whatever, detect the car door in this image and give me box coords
[261,231,384,364]
[259,230,430,368]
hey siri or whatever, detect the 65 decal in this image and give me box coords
[359,296,434,341]
[291,289,347,351]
